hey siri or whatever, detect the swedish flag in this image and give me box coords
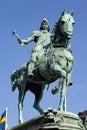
[0,110,6,130]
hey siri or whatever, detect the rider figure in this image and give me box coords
[17,18,51,78]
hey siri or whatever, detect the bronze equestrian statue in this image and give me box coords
[11,10,75,123]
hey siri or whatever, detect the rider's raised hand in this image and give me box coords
[17,38,23,44]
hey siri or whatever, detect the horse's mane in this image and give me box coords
[51,17,62,44]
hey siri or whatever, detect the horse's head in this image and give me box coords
[52,10,75,43]
[59,10,75,39]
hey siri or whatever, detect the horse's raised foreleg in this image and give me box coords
[58,78,67,111]
[50,54,66,77]
[33,85,45,114]
[66,71,73,86]
[51,77,63,94]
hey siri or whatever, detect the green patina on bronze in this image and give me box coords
[11,10,75,124]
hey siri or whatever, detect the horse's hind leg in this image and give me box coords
[33,85,45,114]
[18,88,26,124]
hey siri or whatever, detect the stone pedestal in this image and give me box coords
[11,109,85,130]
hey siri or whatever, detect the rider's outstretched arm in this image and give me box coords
[17,33,35,44]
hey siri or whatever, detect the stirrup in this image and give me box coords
[28,73,34,78]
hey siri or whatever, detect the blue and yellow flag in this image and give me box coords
[0,110,6,130]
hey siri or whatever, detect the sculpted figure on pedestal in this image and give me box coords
[11,10,75,124]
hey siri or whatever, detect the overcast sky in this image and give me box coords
[0,0,87,128]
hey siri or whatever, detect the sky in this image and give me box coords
[0,0,87,128]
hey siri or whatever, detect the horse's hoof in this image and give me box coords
[51,87,59,94]
[61,70,66,77]
[19,119,23,124]
[68,81,73,86]
[58,107,63,111]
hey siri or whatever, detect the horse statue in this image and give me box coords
[11,10,75,124]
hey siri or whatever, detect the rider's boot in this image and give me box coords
[28,62,35,78]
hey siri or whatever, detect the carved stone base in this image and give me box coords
[11,109,85,130]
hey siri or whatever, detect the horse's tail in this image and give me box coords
[11,69,20,91]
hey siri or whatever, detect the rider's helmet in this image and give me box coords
[40,18,50,32]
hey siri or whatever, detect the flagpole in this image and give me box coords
[5,107,8,130]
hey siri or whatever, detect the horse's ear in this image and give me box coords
[70,10,74,16]
[62,9,66,16]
